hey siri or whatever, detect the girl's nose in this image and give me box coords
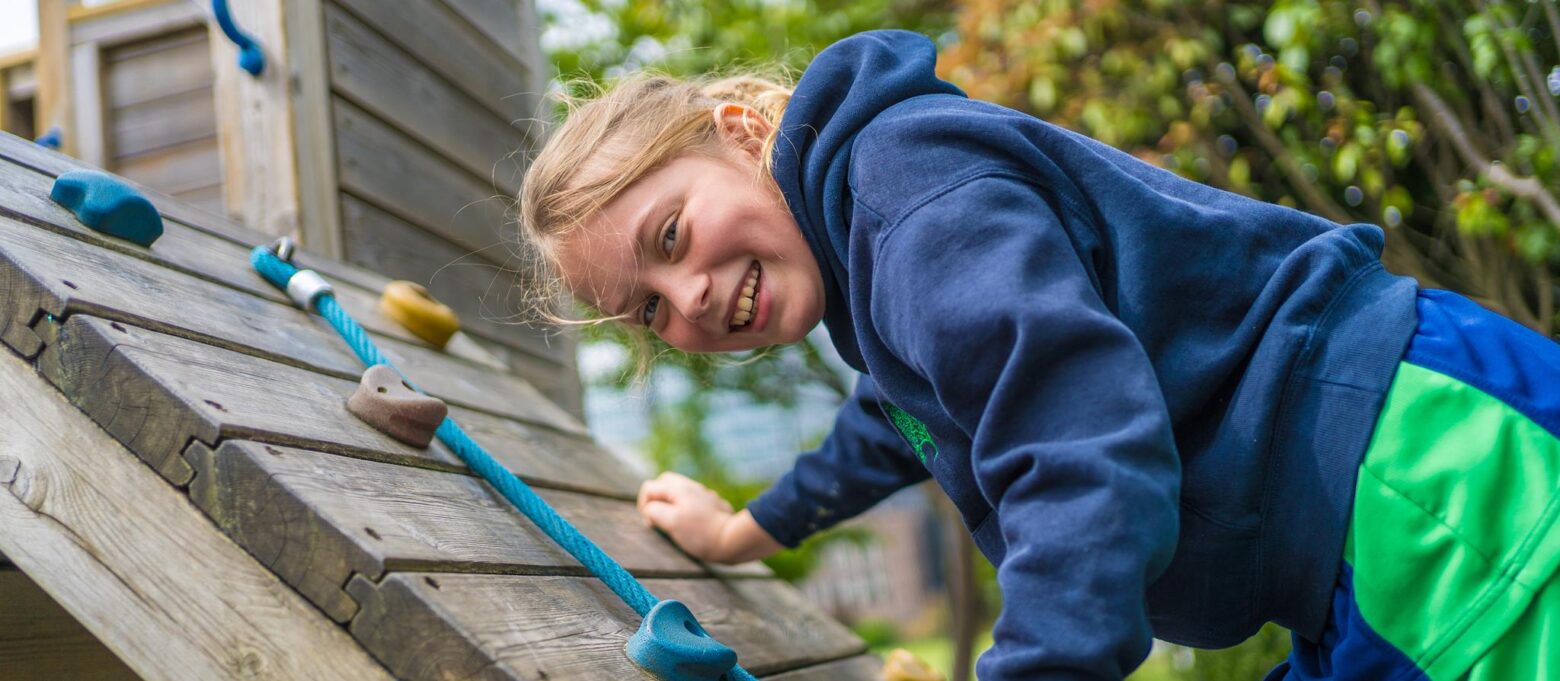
[668,272,713,324]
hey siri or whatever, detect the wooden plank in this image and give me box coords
[35,315,634,497]
[0,213,579,433]
[66,0,180,23]
[0,48,35,71]
[208,0,304,241]
[334,96,514,260]
[761,656,882,680]
[0,570,140,681]
[283,0,343,258]
[340,192,571,367]
[0,133,528,369]
[110,85,217,158]
[103,28,213,110]
[347,573,865,680]
[34,0,68,152]
[183,440,764,622]
[329,0,539,123]
[0,346,394,681]
[4,60,38,100]
[112,135,221,195]
[68,42,106,168]
[170,180,224,213]
[441,0,535,76]
[325,1,530,189]
[70,0,205,48]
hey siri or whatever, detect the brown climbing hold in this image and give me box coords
[347,365,447,448]
[882,648,945,681]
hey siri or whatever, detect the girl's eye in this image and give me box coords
[641,294,660,326]
[660,219,678,256]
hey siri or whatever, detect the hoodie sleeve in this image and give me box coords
[869,172,1181,680]
[743,375,931,548]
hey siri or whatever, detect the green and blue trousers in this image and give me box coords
[1269,288,1560,681]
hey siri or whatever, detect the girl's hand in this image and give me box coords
[636,472,783,564]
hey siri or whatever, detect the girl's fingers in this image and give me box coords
[641,500,676,530]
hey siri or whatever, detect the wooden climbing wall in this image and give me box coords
[0,134,879,679]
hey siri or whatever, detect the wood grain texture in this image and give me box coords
[0,213,580,434]
[328,0,540,123]
[325,2,529,190]
[0,155,516,371]
[68,42,105,168]
[338,192,571,368]
[111,85,217,158]
[441,0,534,74]
[0,347,394,681]
[102,27,212,110]
[182,440,764,621]
[36,315,636,497]
[111,135,221,196]
[0,570,140,680]
[347,573,864,681]
[334,97,513,260]
[282,0,344,259]
[69,0,205,47]
[760,655,884,680]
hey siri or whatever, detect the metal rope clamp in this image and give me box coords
[269,237,333,311]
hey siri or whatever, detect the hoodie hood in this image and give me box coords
[770,30,964,367]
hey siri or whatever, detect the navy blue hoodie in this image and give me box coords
[743,30,1420,679]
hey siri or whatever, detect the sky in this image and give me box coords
[0,0,37,55]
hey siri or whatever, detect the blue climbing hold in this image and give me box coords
[212,0,265,76]
[50,170,164,247]
[626,600,737,681]
[35,127,62,149]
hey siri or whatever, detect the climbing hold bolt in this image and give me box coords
[379,281,460,350]
[626,599,737,681]
[882,648,946,681]
[347,365,447,448]
[49,170,164,247]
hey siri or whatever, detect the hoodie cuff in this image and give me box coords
[743,473,816,549]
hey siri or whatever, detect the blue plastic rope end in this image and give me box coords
[626,600,737,681]
[237,46,265,76]
[50,170,164,247]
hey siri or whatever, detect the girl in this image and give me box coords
[518,30,1560,680]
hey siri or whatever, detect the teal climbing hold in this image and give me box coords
[50,170,164,247]
[626,600,737,681]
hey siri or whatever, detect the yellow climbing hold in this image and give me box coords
[882,648,945,681]
[379,281,459,349]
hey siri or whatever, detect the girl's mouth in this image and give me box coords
[731,261,761,330]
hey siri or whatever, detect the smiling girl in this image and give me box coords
[518,30,1560,681]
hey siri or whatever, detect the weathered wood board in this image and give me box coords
[0,570,139,680]
[183,440,767,621]
[35,314,634,496]
[347,573,866,680]
[0,346,393,681]
[0,210,579,432]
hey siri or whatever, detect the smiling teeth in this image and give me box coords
[733,263,759,326]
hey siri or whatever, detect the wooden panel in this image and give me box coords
[329,0,538,122]
[103,28,212,110]
[68,42,106,168]
[325,2,528,190]
[283,0,344,258]
[34,0,67,150]
[0,348,394,681]
[0,151,511,370]
[334,97,512,260]
[111,86,217,158]
[0,213,580,433]
[340,193,570,367]
[0,570,140,680]
[35,315,635,497]
[761,656,882,680]
[70,0,205,47]
[183,440,765,621]
[347,573,864,680]
[441,0,534,74]
[112,135,221,195]
[170,181,224,214]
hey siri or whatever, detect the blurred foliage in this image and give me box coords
[938,0,1560,335]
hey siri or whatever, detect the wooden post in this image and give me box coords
[209,0,341,251]
[34,0,68,152]
[67,42,105,167]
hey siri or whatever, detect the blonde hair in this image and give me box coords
[515,69,796,371]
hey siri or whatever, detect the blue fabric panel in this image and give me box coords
[1266,564,1426,681]
[1404,289,1560,439]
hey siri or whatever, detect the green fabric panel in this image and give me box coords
[1347,362,1560,681]
[1466,567,1560,681]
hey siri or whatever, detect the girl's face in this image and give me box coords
[556,105,825,353]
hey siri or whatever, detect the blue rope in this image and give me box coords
[250,247,756,681]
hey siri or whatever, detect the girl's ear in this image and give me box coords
[711,103,770,160]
